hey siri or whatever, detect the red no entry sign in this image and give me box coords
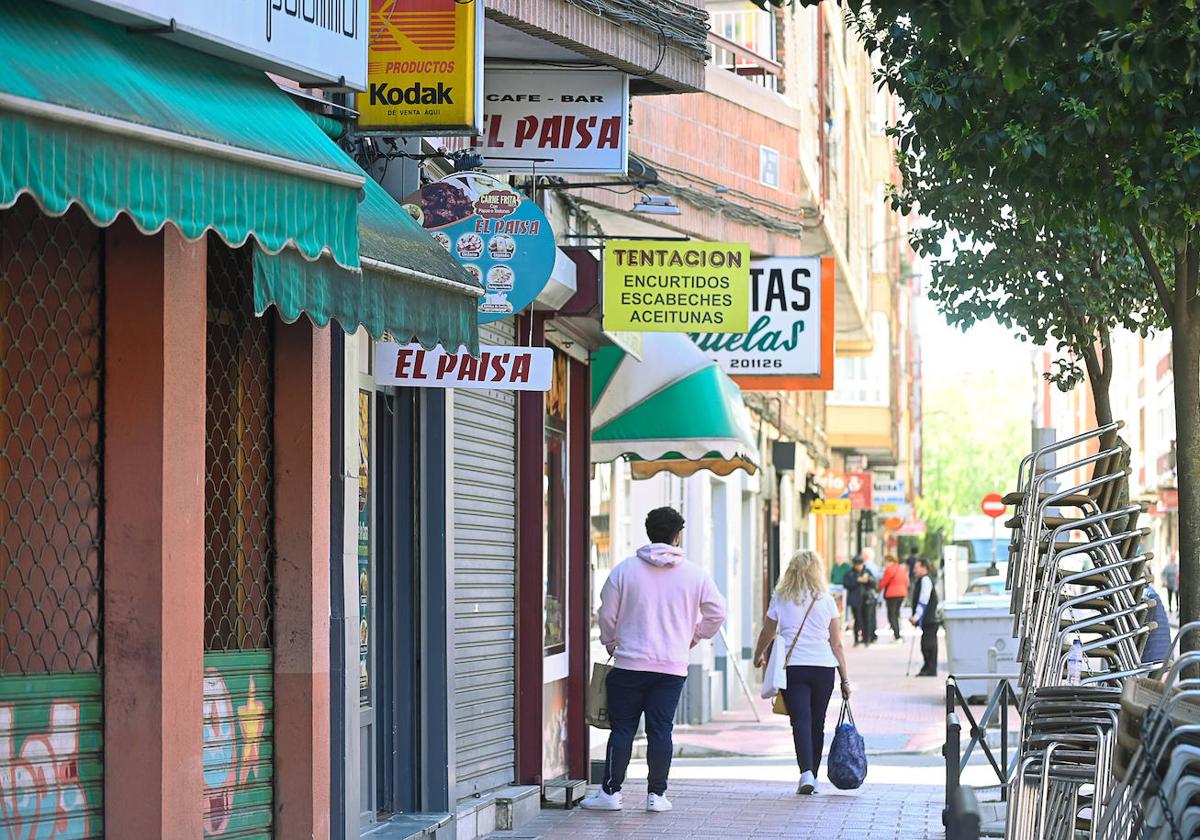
[981,493,1006,518]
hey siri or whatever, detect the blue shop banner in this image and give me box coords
[403,173,556,324]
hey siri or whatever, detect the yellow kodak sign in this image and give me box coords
[603,240,751,333]
[358,0,482,133]
[812,498,851,515]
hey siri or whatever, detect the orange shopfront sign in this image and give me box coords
[691,256,835,391]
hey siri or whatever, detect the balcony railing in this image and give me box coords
[708,30,782,90]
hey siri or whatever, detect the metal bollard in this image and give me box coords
[948,785,982,840]
[944,710,961,827]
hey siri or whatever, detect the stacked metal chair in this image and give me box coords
[1094,623,1200,840]
[1001,423,1160,839]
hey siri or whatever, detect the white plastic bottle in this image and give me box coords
[1066,637,1084,686]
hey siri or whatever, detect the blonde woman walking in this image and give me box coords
[753,550,851,794]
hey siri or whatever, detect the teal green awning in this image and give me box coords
[254,173,483,354]
[0,0,362,268]
[591,334,759,479]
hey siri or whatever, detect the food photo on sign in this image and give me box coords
[402,172,556,323]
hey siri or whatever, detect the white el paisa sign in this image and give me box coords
[475,68,629,175]
[374,343,553,391]
[57,0,368,89]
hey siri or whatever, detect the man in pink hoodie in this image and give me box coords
[581,507,727,814]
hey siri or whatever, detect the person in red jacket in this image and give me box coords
[879,554,910,641]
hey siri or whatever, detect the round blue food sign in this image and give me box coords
[402,173,556,324]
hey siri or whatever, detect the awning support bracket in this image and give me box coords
[126,18,176,35]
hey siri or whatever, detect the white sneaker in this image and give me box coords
[646,793,673,812]
[797,771,816,795]
[580,789,623,811]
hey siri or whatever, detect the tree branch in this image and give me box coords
[1129,223,1174,319]
[1098,319,1113,385]
[1188,234,1200,319]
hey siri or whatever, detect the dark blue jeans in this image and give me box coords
[780,665,836,774]
[601,668,687,796]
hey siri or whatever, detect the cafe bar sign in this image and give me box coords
[692,255,835,391]
[475,68,630,174]
[603,240,751,333]
[374,343,553,391]
[62,0,368,88]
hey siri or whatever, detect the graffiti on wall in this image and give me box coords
[202,653,272,838]
[0,696,92,839]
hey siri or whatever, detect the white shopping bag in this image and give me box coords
[760,636,788,699]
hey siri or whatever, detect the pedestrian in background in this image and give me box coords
[1163,556,1180,613]
[905,547,920,579]
[830,555,852,589]
[583,507,727,814]
[879,554,910,642]
[910,559,940,677]
[753,550,852,795]
[842,556,877,646]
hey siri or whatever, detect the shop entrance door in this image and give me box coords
[542,350,571,780]
[358,372,422,825]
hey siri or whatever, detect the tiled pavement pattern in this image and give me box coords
[492,765,945,839]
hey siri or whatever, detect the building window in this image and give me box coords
[830,313,891,407]
[760,145,781,189]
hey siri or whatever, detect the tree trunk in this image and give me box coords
[1082,351,1115,428]
[1173,318,1200,646]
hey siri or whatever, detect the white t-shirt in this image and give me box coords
[767,592,840,668]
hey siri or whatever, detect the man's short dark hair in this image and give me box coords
[646,507,685,544]
[916,558,932,572]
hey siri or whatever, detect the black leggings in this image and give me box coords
[886,596,904,639]
[780,665,836,774]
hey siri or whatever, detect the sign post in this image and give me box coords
[980,492,1007,570]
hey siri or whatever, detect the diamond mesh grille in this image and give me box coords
[204,240,274,652]
[0,199,103,675]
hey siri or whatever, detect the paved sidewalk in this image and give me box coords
[633,625,946,760]
[490,768,944,839]
[490,625,950,839]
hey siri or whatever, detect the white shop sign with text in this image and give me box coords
[374,343,553,391]
[873,478,908,515]
[474,68,629,174]
[59,0,368,89]
[691,256,830,383]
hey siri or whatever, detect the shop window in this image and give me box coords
[0,201,103,675]
[543,351,569,655]
[203,241,274,651]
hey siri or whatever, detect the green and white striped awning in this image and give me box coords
[591,333,759,479]
[0,0,362,268]
[254,173,483,354]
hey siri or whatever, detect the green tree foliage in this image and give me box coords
[850,1,1200,636]
[918,364,1029,559]
[922,223,1160,424]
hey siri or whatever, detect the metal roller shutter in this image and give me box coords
[452,321,518,801]
[0,202,105,840]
